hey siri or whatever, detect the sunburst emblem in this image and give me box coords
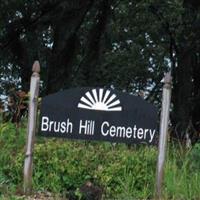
[77,89,122,111]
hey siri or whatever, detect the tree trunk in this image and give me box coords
[172,1,200,142]
[46,0,93,94]
[79,0,112,87]
[173,50,193,140]
[192,52,200,134]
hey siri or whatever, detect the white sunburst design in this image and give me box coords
[77,89,122,111]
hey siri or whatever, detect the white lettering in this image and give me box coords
[126,127,132,138]
[49,121,54,131]
[101,121,109,136]
[41,116,49,131]
[137,128,144,139]
[100,121,155,143]
[79,120,87,134]
[60,122,66,133]
[116,126,126,138]
[41,117,73,133]
[110,126,116,137]
[133,125,137,138]
[54,122,60,132]
[144,129,148,140]
[66,119,73,133]
[149,129,156,143]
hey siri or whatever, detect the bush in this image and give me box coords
[0,123,158,198]
[32,141,158,198]
[0,123,200,199]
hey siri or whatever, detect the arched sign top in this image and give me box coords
[39,87,158,145]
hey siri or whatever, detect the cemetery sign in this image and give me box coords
[39,88,158,144]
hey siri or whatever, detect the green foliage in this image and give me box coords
[1,0,200,141]
[164,144,200,199]
[32,141,157,198]
[0,122,26,196]
[0,124,200,199]
[188,143,200,171]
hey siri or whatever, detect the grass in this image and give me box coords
[0,121,200,199]
[163,143,200,199]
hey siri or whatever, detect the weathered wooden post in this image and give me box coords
[155,72,172,199]
[24,61,40,194]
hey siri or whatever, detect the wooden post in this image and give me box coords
[23,61,40,194]
[155,72,172,199]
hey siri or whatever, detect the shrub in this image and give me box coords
[1,123,200,199]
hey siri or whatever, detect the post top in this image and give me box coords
[32,61,40,73]
[164,72,172,84]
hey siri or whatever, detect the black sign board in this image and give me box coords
[39,88,158,144]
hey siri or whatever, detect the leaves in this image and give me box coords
[1,0,200,139]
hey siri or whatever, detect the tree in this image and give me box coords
[148,0,200,141]
[0,0,199,143]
